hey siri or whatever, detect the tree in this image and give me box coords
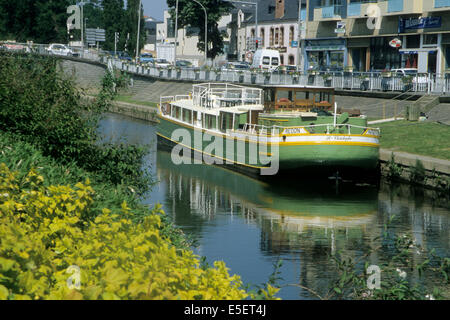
[166,0,233,60]
[0,0,72,43]
[34,0,73,43]
[123,0,145,57]
[102,0,125,52]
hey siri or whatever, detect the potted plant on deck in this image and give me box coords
[292,71,301,84]
[381,70,392,92]
[237,70,245,83]
[194,67,201,80]
[176,66,182,79]
[401,75,413,92]
[167,65,175,78]
[321,73,333,87]
[250,68,258,84]
[359,73,370,91]
[307,68,317,85]
[212,68,221,81]
[263,70,271,85]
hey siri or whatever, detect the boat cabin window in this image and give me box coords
[183,109,192,123]
[220,112,234,132]
[205,114,216,130]
[264,88,276,102]
[174,106,181,119]
[315,91,332,104]
[295,91,310,100]
[277,90,293,102]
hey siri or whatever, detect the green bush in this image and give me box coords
[0,163,256,300]
[0,52,149,194]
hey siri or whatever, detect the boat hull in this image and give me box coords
[157,115,380,178]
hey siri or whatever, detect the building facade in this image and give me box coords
[304,0,450,74]
[236,0,450,74]
[236,0,307,66]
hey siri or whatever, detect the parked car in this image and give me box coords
[117,51,132,62]
[382,68,429,92]
[273,65,298,74]
[176,60,193,68]
[46,44,76,57]
[139,53,154,64]
[221,62,249,71]
[154,58,171,68]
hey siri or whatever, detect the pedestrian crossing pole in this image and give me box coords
[136,0,142,63]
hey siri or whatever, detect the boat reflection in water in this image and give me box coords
[156,150,378,248]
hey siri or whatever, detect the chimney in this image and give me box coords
[275,0,285,19]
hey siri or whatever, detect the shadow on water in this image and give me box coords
[99,113,449,300]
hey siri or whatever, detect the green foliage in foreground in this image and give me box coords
[0,52,150,195]
[0,132,189,249]
[0,133,280,300]
[377,121,450,160]
[0,163,272,300]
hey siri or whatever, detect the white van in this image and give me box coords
[251,49,280,72]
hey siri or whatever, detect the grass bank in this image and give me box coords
[376,121,450,160]
[115,94,158,108]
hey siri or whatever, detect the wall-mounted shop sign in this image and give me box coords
[305,39,346,51]
[399,49,437,55]
[335,21,346,34]
[389,38,402,48]
[267,47,287,53]
[398,17,442,33]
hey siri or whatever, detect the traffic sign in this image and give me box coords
[86,28,106,44]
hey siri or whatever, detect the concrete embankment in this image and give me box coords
[109,101,159,123]
[379,149,450,190]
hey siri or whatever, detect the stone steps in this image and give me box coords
[406,94,440,120]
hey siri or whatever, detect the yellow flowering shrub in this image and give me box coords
[0,163,249,300]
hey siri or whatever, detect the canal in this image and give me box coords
[99,112,449,300]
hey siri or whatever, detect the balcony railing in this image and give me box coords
[435,0,450,8]
[388,0,403,12]
[301,8,307,21]
[348,3,362,16]
[322,5,344,19]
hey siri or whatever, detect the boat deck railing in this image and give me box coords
[192,83,263,109]
[160,95,192,106]
[240,123,380,136]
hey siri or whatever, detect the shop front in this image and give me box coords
[304,38,347,72]
[369,37,402,72]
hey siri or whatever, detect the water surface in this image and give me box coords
[98,113,449,300]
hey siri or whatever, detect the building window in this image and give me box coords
[270,28,274,46]
[280,27,284,46]
[289,26,294,44]
[167,18,175,38]
[275,28,279,45]
[406,35,420,49]
[289,55,295,65]
[423,34,438,47]
[260,28,265,47]
[280,54,284,65]
[251,28,255,38]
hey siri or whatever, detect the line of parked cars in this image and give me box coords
[46,44,79,57]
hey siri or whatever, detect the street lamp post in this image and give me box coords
[192,0,208,65]
[174,0,179,65]
[136,0,142,63]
